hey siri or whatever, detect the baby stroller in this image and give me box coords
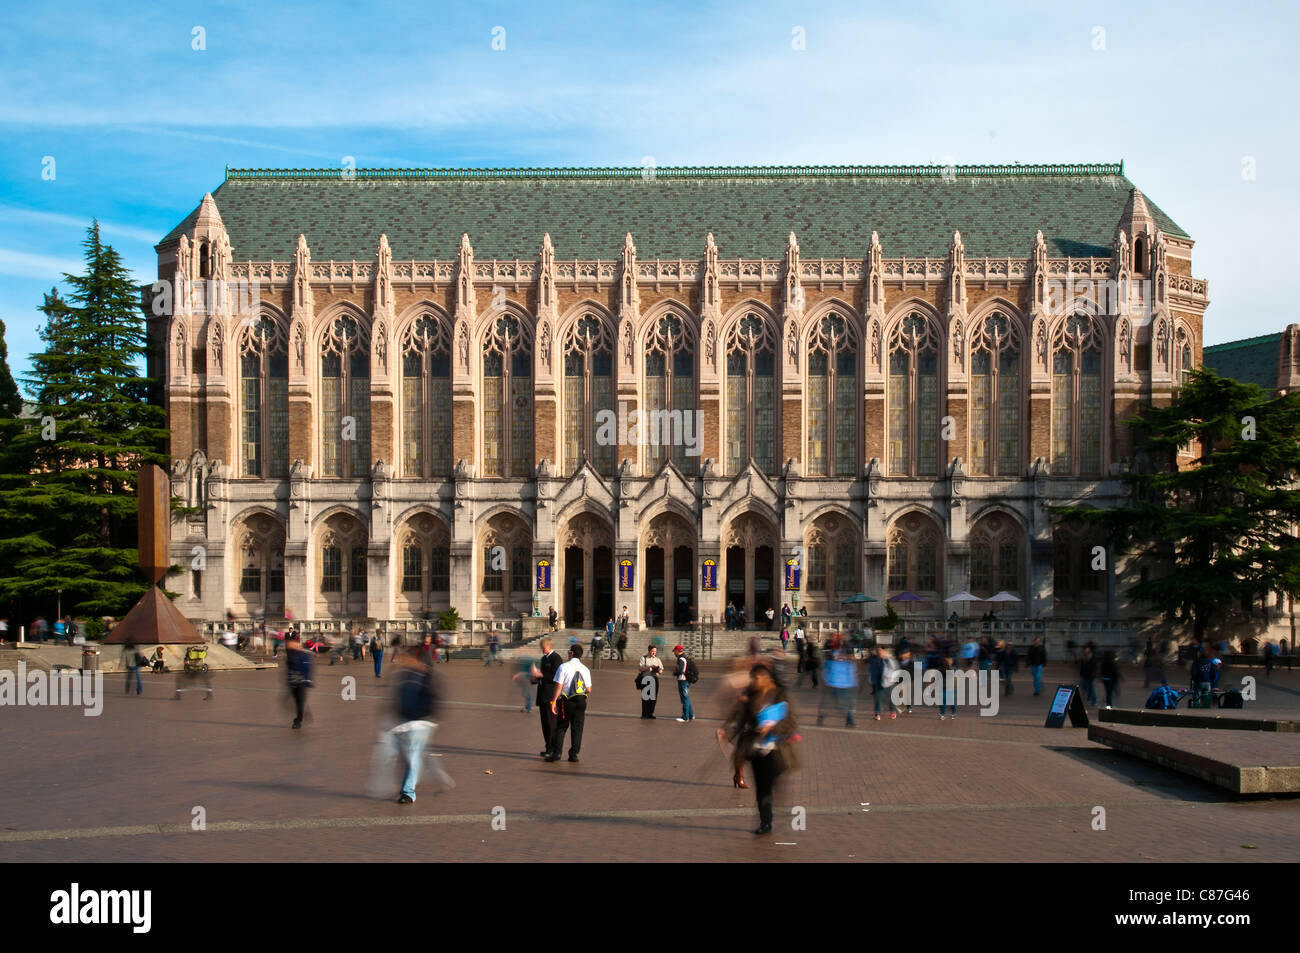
[174,643,214,699]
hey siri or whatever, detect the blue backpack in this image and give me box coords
[1145,685,1180,710]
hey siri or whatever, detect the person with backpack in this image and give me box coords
[672,645,698,722]
[546,644,593,763]
[284,632,315,730]
[382,646,453,802]
[591,627,604,670]
[370,630,384,677]
[869,644,900,720]
[1189,642,1221,708]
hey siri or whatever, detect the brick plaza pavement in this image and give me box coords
[1,655,1298,862]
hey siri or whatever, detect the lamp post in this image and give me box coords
[56,588,62,622]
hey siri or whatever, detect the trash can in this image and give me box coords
[81,647,100,673]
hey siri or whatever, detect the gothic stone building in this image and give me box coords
[149,164,1209,630]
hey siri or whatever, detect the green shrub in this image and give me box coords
[437,607,461,631]
[872,602,900,632]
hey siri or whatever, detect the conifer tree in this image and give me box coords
[0,223,168,621]
[1055,367,1300,640]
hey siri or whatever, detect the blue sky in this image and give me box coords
[1,0,1296,385]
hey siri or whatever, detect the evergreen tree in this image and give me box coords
[0,222,169,622]
[1054,367,1300,640]
[0,319,21,418]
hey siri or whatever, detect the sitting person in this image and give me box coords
[149,647,168,672]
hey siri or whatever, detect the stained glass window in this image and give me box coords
[320,315,369,479]
[969,312,1022,477]
[806,313,857,477]
[240,316,288,478]
[1051,314,1104,477]
[888,312,940,477]
[481,314,532,478]
[725,313,778,475]
[643,313,696,476]
[401,313,452,478]
[563,314,615,476]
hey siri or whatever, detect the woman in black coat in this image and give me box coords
[729,664,799,835]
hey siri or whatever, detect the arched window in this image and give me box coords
[1174,326,1194,385]
[563,314,615,476]
[479,514,533,616]
[804,514,860,604]
[482,314,533,478]
[320,315,370,479]
[236,514,285,606]
[969,514,1023,597]
[318,514,368,615]
[398,513,451,614]
[887,513,941,595]
[401,313,452,478]
[239,315,288,478]
[1053,522,1107,611]
[888,312,940,477]
[806,312,859,477]
[725,313,778,475]
[1050,315,1104,477]
[1133,235,1146,274]
[969,312,1021,477]
[643,312,697,476]
[198,240,211,279]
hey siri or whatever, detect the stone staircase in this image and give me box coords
[0,647,51,672]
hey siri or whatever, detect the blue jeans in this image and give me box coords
[393,723,433,800]
[125,665,141,694]
[677,681,694,720]
[939,690,953,716]
[1082,678,1097,705]
[1031,665,1043,694]
[373,649,383,676]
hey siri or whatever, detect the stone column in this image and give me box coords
[583,548,594,630]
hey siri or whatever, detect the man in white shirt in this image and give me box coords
[546,644,593,763]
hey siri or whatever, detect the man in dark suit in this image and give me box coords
[534,636,563,756]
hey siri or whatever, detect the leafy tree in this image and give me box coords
[1054,367,1300,641]
[0,222,169,622]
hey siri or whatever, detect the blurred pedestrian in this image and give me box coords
[1101,650,1121,708]
[817,646,858,727]
[370,629,384,677]
[545,644,592,762]
[591,627,604,670]
[375,647,453,803]
[869,644,899,721]
[485,631,502,666]
[1026,636,1047,696]
[780,626,790,653]
[284,632,314,729]
[998,640,1018,695]
[616,630,628,662]
[121,638,143,696]
[739,664,798,835]
[1079,645,1098,706]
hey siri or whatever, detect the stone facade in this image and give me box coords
[149,165,1209,628]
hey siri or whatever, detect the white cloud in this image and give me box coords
[0,248,82,280]
[0,205,160,245]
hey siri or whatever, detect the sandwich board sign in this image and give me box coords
[1044,684,1089,728]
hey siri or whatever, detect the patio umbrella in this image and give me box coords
[944,591,978,621]
[841,592,878,625]
[890,591,922,617]
[988,592,1022,603]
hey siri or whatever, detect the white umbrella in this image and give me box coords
[944,592,979,602]
[988,592,1022,603]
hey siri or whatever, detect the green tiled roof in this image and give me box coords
[1202,333,1281,392]
[159,162,1189,263]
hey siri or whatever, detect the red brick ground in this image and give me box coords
[1,659,1297,862]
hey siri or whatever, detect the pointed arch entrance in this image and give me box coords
[642,512,697,627]
[559,512,615,629]
[722,511,781,624]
